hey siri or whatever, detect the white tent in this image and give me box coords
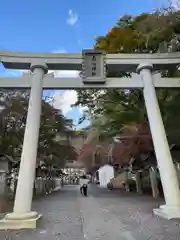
[98,164,114,188]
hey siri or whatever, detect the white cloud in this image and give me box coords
[78,105,88,115]
[52,90,77,115]
[52,49,67,54]
[171,0,180,9]
[46,54,80,116]
[50,88,88,119]
[67,9,78,26]
[50,70,79,78]
[48,67,86,119]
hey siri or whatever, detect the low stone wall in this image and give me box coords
[34,177,63,195]
[0,177,63,214]
[0,172,6,197]
[1,176,62,202]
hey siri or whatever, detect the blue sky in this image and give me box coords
[0,0,169,128]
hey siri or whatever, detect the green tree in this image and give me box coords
[75,8,180,166]
[0,90,76,170]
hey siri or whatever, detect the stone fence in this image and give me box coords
[0,175,63,214]
[34,177,63,195]
[0,172,63,199]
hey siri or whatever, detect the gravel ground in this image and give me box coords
[0,185,179,240]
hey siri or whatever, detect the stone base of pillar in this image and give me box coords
[0,211,41,230]
[153,205,180,220]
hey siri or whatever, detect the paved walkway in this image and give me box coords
[0,185,180,240]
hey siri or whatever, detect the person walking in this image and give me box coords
[79,175,89,196]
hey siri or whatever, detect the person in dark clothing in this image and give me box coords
[83,184,88,196]
[79,175,89,196]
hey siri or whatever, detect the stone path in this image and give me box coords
[0,185,180,240]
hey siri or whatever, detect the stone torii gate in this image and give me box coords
[0,50,180,229]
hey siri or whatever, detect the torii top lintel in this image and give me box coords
[0,50,180,72]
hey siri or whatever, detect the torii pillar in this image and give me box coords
[0,61,48,229]
[137,63,180,219]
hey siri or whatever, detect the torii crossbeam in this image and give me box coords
[0,50,180,229]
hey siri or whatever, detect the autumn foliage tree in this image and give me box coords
[75,8,180,169]
[0,90,76,171]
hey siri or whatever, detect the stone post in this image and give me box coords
[135,171,143,194]
[149,167,159,198]
[124,171,130,192]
